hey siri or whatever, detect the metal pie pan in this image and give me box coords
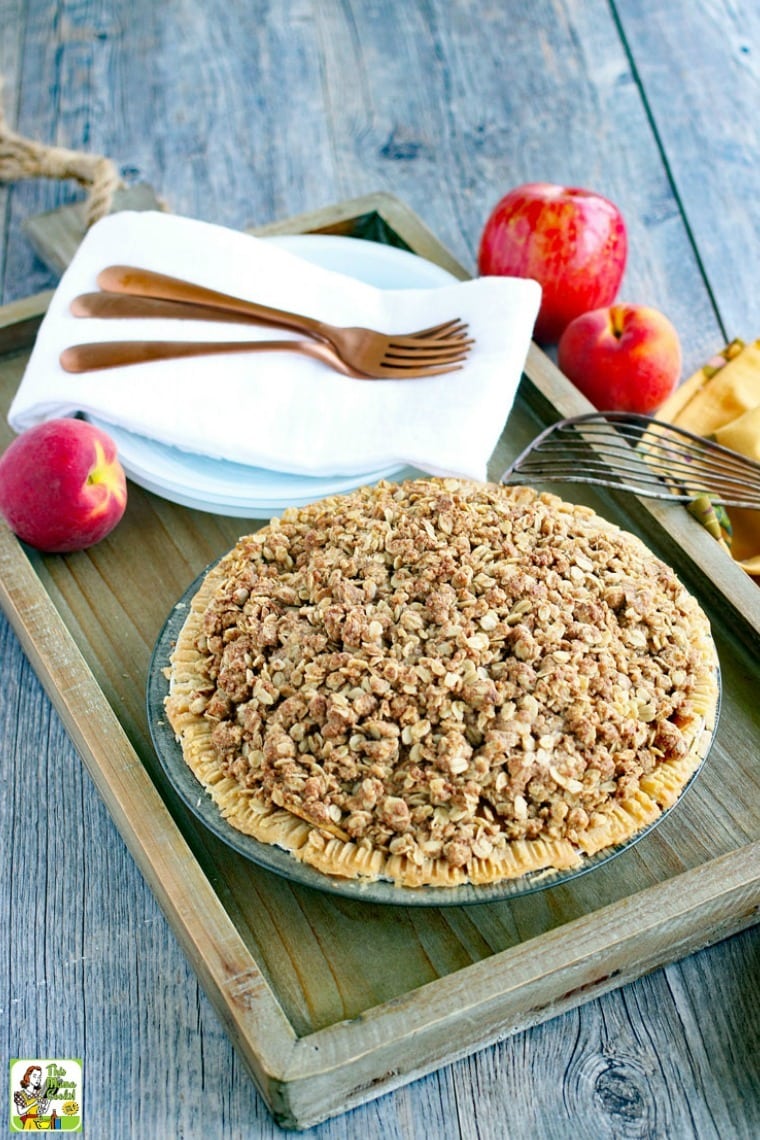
[146,566,721,907]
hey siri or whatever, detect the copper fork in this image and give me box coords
[82,265,473,379]
[59,336,459,379]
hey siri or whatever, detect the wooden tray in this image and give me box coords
[2,193,759,1130]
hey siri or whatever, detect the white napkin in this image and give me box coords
[8,211,541,481]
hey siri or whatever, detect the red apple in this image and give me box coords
[478,182,627,344]
[0,418,128,552]
[557,303,682,414]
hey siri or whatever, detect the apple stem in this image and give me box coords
[609,305,626,339]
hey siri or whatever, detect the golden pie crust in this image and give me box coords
[164,479,719,889]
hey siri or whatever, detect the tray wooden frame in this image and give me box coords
[1,193,758,1130]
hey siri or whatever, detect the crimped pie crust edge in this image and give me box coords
[163,482,720,890]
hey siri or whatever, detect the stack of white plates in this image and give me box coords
[92,234,458,518]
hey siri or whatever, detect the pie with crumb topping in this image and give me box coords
[164,479,719,889]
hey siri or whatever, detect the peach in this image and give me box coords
[557,303,682,414]
[0,418,128,552]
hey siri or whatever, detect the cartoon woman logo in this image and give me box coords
[12,1066,58,1130]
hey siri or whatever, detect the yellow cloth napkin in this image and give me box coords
[658,338,760,575]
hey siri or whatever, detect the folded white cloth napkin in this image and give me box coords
[8,211,541,481]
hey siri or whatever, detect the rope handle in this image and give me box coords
[0,76,121,226]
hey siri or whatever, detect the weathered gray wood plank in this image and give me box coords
[616,0,760,347]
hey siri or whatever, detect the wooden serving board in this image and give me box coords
[1,193,759,1130]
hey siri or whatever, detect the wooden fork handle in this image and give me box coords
[96,265,328,341]
[59,338,363,377]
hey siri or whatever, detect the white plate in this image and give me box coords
[94,235,456,517]
[268,233,457,289]
[89,419,419,514]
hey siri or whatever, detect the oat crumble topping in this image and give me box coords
[171,479,717,880]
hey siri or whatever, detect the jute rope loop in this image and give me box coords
[0,76,122,226]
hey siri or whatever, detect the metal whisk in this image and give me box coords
[501,412,760,509]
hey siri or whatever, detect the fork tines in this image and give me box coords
[381,334,474,370]
[501,412,760,509]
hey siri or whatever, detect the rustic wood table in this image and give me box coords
[2,2,759,1137]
